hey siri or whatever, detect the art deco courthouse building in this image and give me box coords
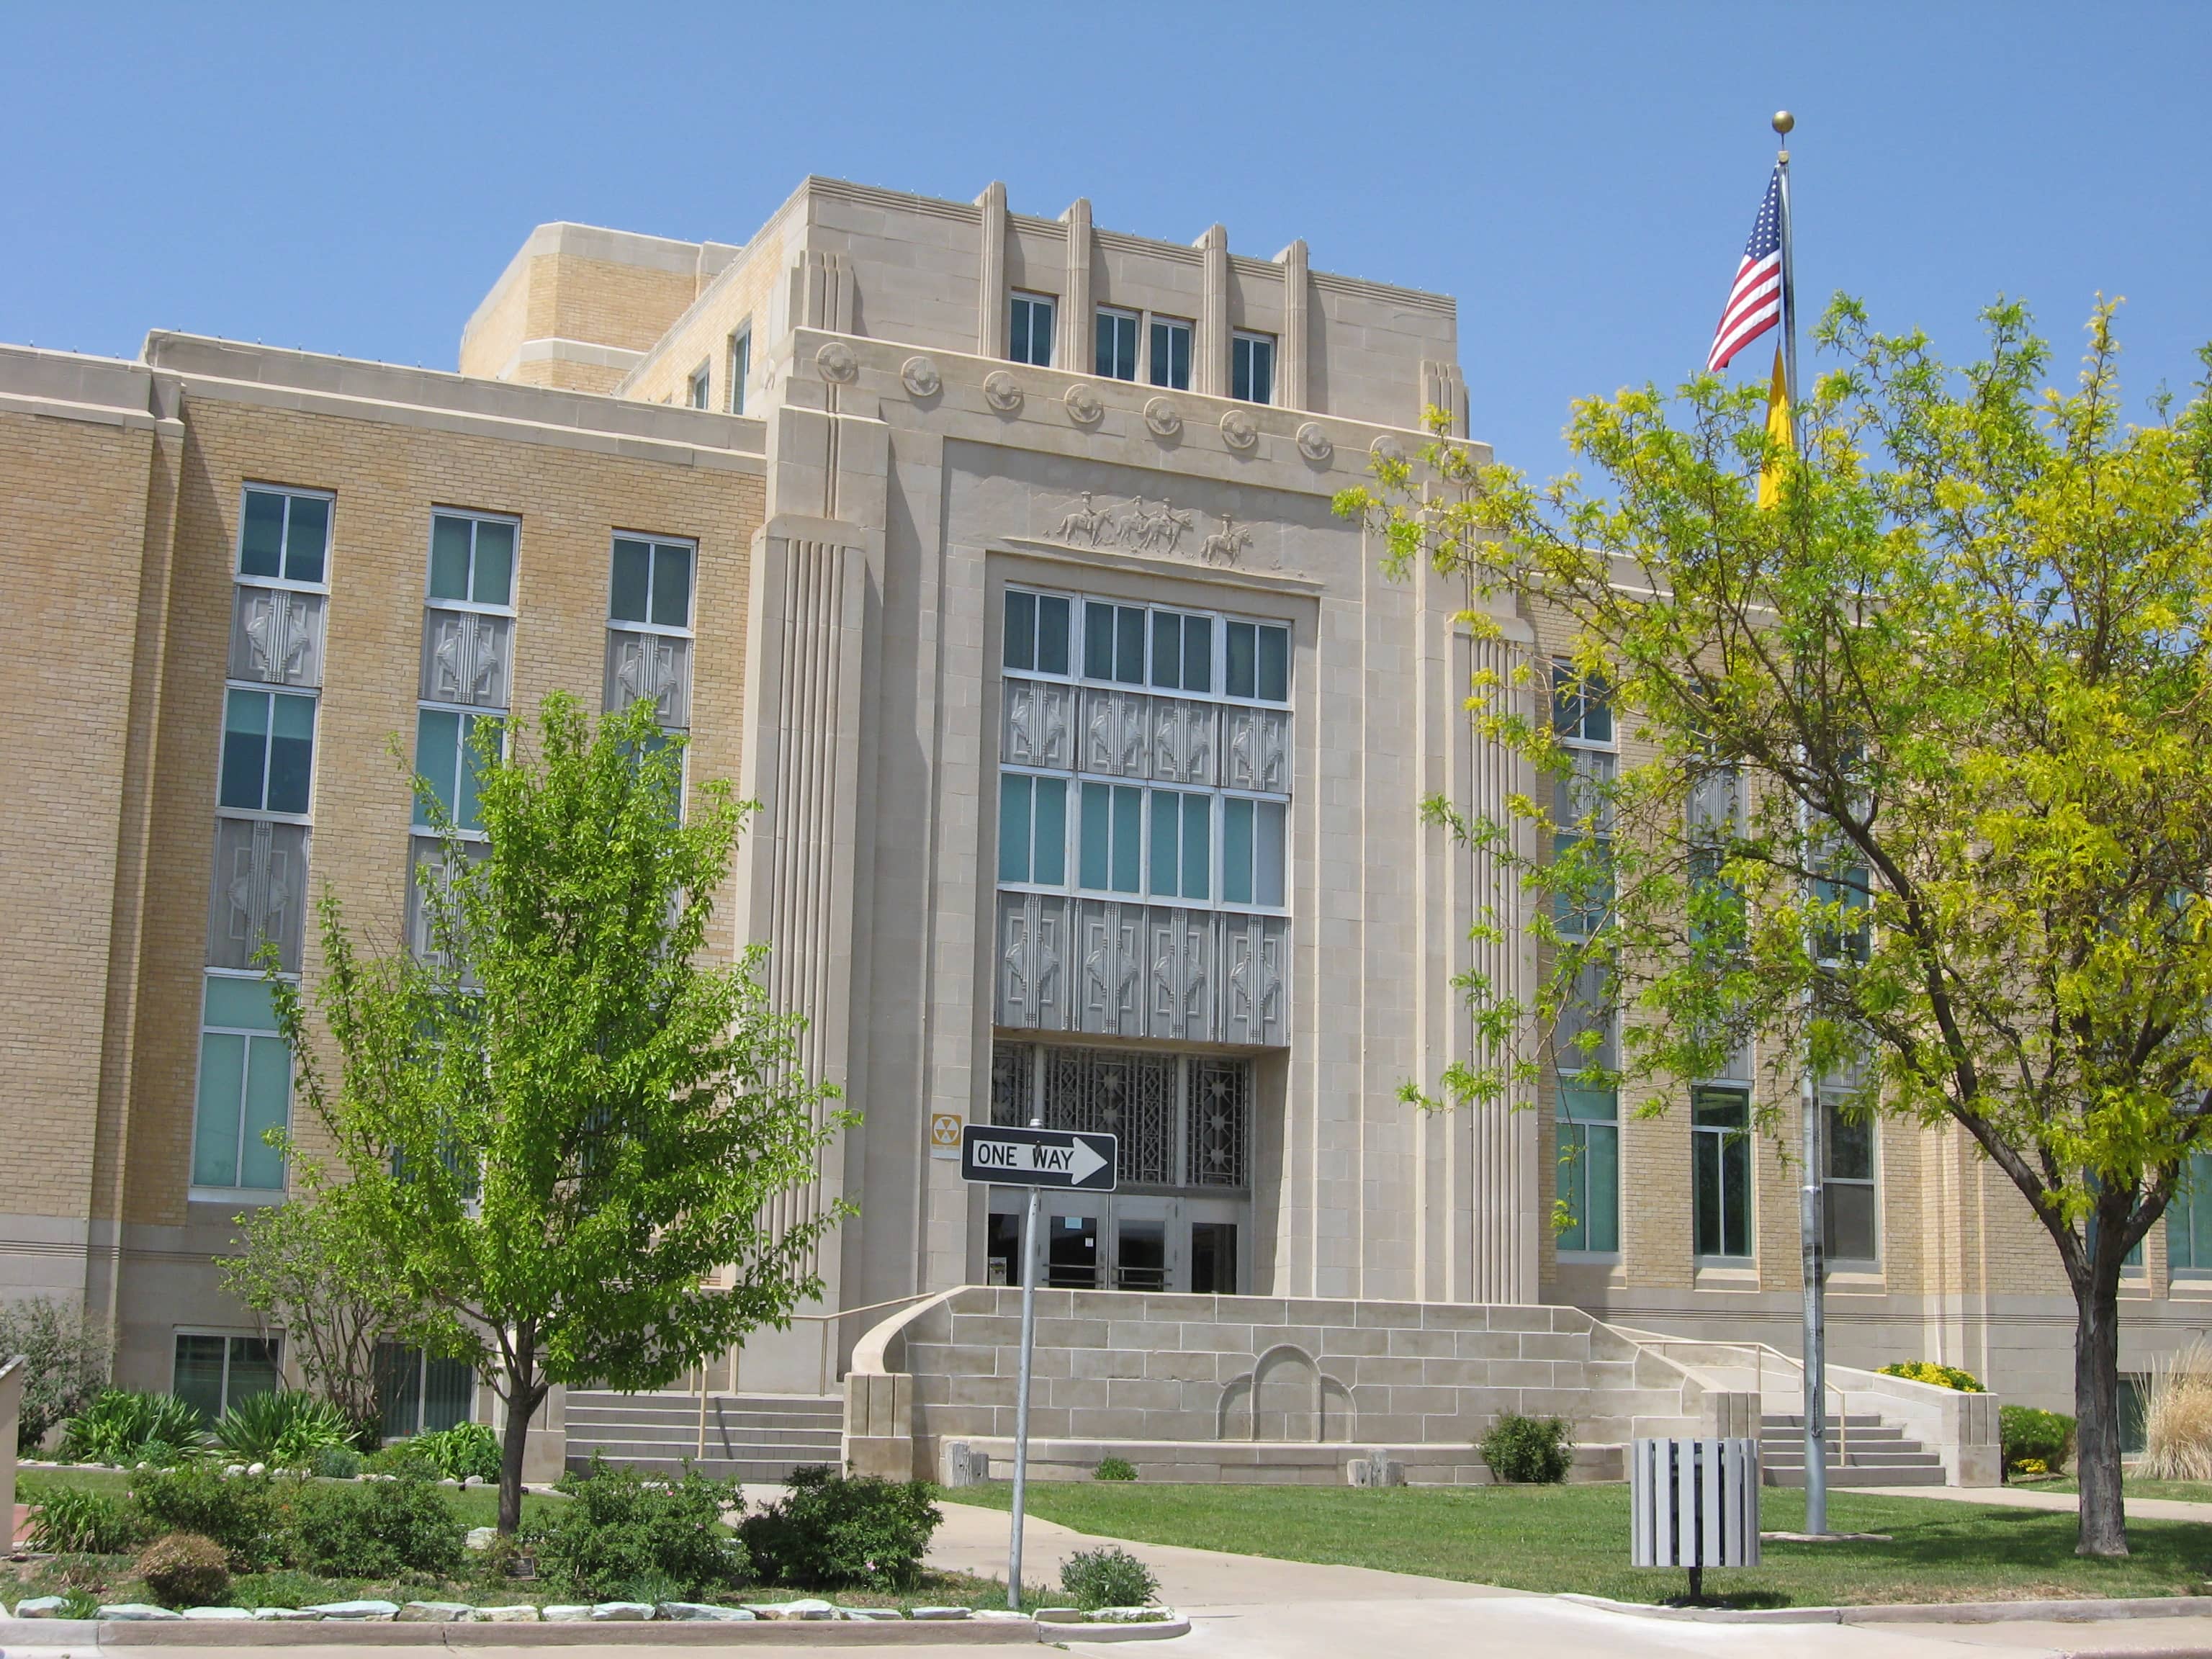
[3,176,2200,1434]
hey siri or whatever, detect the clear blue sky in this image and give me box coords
[5,2,2203,486]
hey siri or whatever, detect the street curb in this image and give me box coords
[1558,1591,2212,1625]
[0,1616,1046,1647]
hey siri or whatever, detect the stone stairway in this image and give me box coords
[565,1389,844,1483]
[1758,1411,1946,1487]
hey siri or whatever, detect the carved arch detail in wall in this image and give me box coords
[1214,1344,1356,1444]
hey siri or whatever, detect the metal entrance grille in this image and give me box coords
[987,1041,1249,1190]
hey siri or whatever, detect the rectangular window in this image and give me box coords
[1148,790,1212,902]
[1815,863,1872,963]
[609,536,693,630]
[428,513,516,610]
[1150,610,1215,695]
[220,688,317,815]
[1010,292,1056,366]
[997,772,1068,886]
[686,362,711,410]
[727,328,752,415]
[1003,588,1072,676]
[1692,1084,1753,1259]
[1084,601,1147,685]
[1824,1094,1878,1262]
[1231,331,1276,405]
[1096,307,1139,381]
[173,1334,281,1421]
[1148,317,1192,390]
[238,487,331,587]
[374,1341,475,1439]
[2172,1154,2212,1272]
[1552,661,1614,746]
[606,536,696,731]
[1220,797,1287,908]
[413,709,499,833]
[1557,1086,1621,1254]
[1079,781,1144,894]
[1223,620,1291,703]
[192,974,289,1192]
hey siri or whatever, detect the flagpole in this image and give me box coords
[1772,104,1831,1541]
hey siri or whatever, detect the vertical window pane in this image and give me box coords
[1256,800,1287,907]
[999,773,1033,883]
[423,1357,474,1432]
[220,690,270,809]
[1036,595,1070,675]
[1722,1134,1750,1257]
[1096,311,1115,379]
[1111,786,1142,893]
[1084,602,1117,679]
[284,497,329,585]
[651,544,692,628]
[1004,590,1038,672]
[1251,338,1274,405]
[226,1337,280,1406]
[455,716,495,831]
[1226,622,1256,699]
[265,693,315,814]
[1557,1122,1589,1252]
[1258,624,1289,703]
[610,539,652,622]
[193,1031,247,1186]
[1151,612,1180,690]
[472,521,515,606]
[429,516,472,600]
[1182,793,1210,901]
[174,1336,228,1421]
[1223,798,1254,904]
[1184,616,1212,692]
[1694,1133,1720,1256]
[1115,606,1144,684]
[240,492,286,577]
[1148,790,1179,896]
[1587,1124,1619,1251]
[376,1342,421,1439]
[1033,778,1066,886]
[414,709,460,827]
[1079,781,1112,890]
[239,1035,289,1189]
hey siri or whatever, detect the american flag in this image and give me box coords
[1707,166,1784,373]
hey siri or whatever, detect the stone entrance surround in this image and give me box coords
[842,1288,1758,1485]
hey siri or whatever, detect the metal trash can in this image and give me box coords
[1631,1437,1759,1596]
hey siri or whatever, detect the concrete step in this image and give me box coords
[1761,1413,1891,1431]
[1763,1462,1946,1488]
[565,1391,845,1484]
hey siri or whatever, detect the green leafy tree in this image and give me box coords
[1338,300,2212,1556]
[273,692,850,1532]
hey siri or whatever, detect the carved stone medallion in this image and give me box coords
[900,355,941,397]
[1064,383,1105,426]
[984,370,1024,413]
[1143,396,1182,438]
[815,340,858,383]
[1370,433,1407,465]
[1220,408,1259,451]
[1296,421,1333,463]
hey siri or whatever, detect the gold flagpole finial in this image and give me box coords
[1772,109,1794,161]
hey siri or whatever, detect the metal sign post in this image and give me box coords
[958,1120,1117,1609]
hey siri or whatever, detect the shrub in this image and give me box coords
[22,1480,145,1554]
[1059,1545,1159,1611]
[362,1440,439,1479]
[0,1297,109,1452]
[737,1464,939,1593]
[1877,1361,1986,1393]
[2143,1340,2212,1481]
[1093,1456,1137,1483]
[526,1457,746,1602]
[2001,1405,2077,1475]
[130,1463,283,1570]
[212,1390,357,1468]
[137,1532,231,1608]
[1480,1414,1573,1484]
[284,1473,466,1579]
[408,1421,501,1482]
[58,1390,207,1464]
[311,1444,364,1480]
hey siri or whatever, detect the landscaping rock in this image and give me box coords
[181,1606,256,1620]
[305,1599,401,1619]
[439,1476,462,1488]
[12,1596,67,1617]
[838,1607,906,1620]
[400,1601,477,1622]
[542,1605,593,1622]
[972,1608,1035,1622]
[1035,1607,1084,1623]
[910,1606,973,1620]
[246,1461,267,1476]
[590,1601,656,1621]
[254,1608,319,1620]
[99,1604,184,1620]
[745,1598,836,1620]
[224,1463,246,1475]
[464,1525,497,1550]
[471,1605,542,1622]
[656,1602,757,1621]
[1092,1606,1172,1622]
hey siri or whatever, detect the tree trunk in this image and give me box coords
[2072,1260,2128,1557]
[497,1324,547,1536]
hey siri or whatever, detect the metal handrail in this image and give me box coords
[691,1293,938,1459]
[1628,1336,1850,1462]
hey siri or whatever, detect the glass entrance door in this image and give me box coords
[985,1192,1238,1293]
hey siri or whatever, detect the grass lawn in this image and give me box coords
[947,1480,2212,1608]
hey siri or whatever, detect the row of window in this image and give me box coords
[1004,588,1292,705]
[172,1332,468,1439]
[1007,292,1277,404]
[999,773,1288,909]
[687,325,753,415]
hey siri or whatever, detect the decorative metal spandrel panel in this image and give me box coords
[207,817,308,972]
[1188,1058,1251,1188]
[1045,1046,1176,1185]
[1146,906,1215,1043]
[228,588,325,688]
[1223,706,1291,795]
[1080,688,1151,781]
[421,610,514,709]
[996,891,1071,1031]
[1001,678,1074,770]
[1075,899,1147,1036]
[1148,700,1218,788]
[604,630,692,729]
[989,1040,1034,1128]
[1220,913,1290,1048]
[406,835,490,984]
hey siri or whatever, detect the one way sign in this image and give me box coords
[959,1124,1118,1192]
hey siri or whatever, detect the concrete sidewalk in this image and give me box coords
[1856,1483,2212,1524]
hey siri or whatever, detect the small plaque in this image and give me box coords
[929,1112,964,1159]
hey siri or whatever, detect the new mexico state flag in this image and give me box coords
[1756,344,1791,509]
